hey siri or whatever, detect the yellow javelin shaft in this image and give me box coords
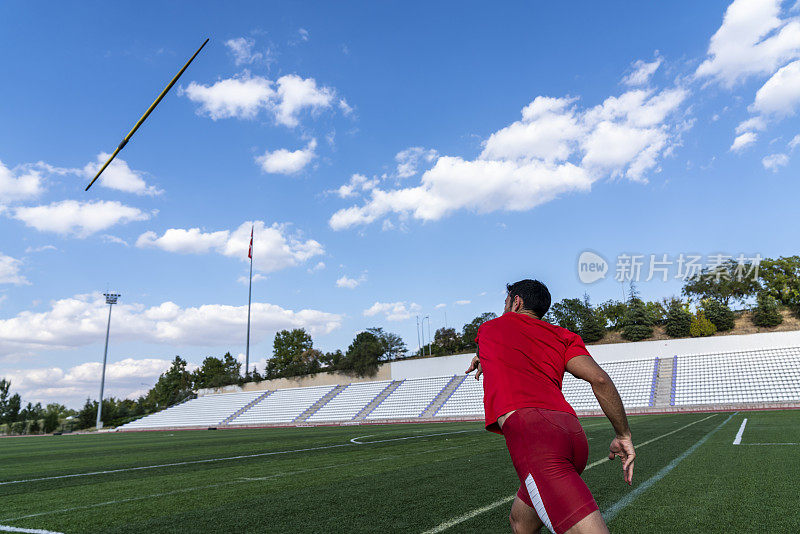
[85,38,209,191]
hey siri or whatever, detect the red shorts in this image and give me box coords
[502,407,598,534]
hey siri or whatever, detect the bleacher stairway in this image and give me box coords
[118,346,800,431]
[652,357,675,408]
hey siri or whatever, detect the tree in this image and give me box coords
[151,356,194,409]
[432,327,463,355]
[701,299,735,332]
[577,295,605,343]
[550,299,583,332]
[192,353,243,389]
[644,301,668,325]
[78,398,97,429]
[461,313,497,349]
[759,256,800,314]
[597,300,627,330]
[320,350,344,370]
[690,311,717,337]
[366,328,408,360]
[266,329,315,378]
[682,259,760,306]
[664,299,692,338]
[342,331,383,377]
[621,298,654,341]
[752,292,783,327]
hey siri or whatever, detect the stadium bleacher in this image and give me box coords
[673,347,800,406]
[366,376,453,419]
[118,347,800,431]
[120,390,265,429]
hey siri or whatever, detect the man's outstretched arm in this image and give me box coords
[566,355,636,485]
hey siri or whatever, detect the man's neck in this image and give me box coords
[511,309,539,320]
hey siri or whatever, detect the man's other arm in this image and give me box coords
[566,355,636,485]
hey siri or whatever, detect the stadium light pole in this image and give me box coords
[96,292,120,429]
[424,316,432,356]
[416,315,422,356]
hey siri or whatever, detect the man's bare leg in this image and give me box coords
[509,496,543,534]
[564,510,609,534]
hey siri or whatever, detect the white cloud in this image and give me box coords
[330,83,687,230]
[731,131,758,151]
[256,139,317,174]
[298,28,309,42]
[435,303,446,309]
[136,227,228,254]
[735,116,767,133]
[334,173,379,199]
[762,152,790,170]
[622,56,662,86]
[82,154,162,196]
[0,252,29,285]
[101,234,129,246]
[790,133,800,148]
[183,74,275,120]
[395,147,439,178]
[11,200,150,238]
[363,301,420,322]
[0,160,46,203]
[751,59,800,116]
[308,261,326,273]
[455,299,471,306]
[184,73,341,127]
[274,74,335,127]
[336,273,366,289]
[238,273,266,284]
[137,220,324,274]
[24,245,57,253]
[4,357,174,407]
[695,0,800,87]
[0,292,343,359]
[225,37,270,66]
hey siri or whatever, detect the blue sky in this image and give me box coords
[1,0,799,407]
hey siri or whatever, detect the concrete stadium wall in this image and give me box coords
[197,366,392,396]
[199,329,800,395]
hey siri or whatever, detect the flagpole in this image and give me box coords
[245,226,253,379]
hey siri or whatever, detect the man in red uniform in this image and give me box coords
[466,279,635,534]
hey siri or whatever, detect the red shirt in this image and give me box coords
[477,312,591,433]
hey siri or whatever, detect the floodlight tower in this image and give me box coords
[423,316,432,356]
[96,292,120,429]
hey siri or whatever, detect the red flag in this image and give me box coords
[248,226,253,259]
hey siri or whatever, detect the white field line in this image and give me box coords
[733,418,748,445]
[350,429,482,444]
[421,413,720,534]
[1,429,478,487]
[1,444,468,524]
[739,442,800,446]
[0,526,65,534]
[603,413,735,523]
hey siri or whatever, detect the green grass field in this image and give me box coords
[1,410,798,533]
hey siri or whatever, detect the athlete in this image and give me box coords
[465,279,635,534]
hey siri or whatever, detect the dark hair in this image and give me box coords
[506,279,551,318]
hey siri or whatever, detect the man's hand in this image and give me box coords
[465,356,482,380]
[608,435,635,485]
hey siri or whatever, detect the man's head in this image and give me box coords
[504,279,551,318]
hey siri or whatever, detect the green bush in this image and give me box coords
[701,299,735,332]
[622,298,654,342]
[690,311,717,337]
[665,300,692,338]
[752,292,783,327]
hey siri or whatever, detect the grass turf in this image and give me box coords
[1,410,798,533]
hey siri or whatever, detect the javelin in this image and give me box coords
[85,38,209,191]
